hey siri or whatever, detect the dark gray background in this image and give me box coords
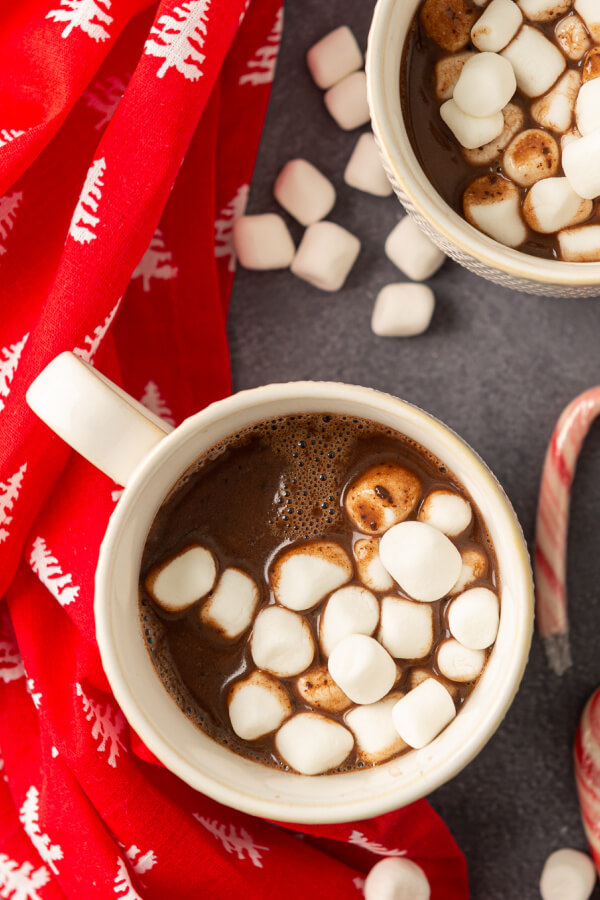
[228,2,600,896]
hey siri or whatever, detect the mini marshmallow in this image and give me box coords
[420,0,477,51]
[576,78,600,136]
[273,159,336,226]
[558,224,600,262]
[324,71,370,131]
[199,567,259,639]
[440,99,504,150]
[437,639,486,682]
[384,216,446,281]
[344,132,393,197]
[503,129,559,187]
[453,52,517,118]
[575,0,600,42]
[228,671,292,741]
[306,26,363,90]
[462,102,524,166]
[250,606,314,677]
[408,668,457,697]
[501,26,566,97]
[328,633,396,705]
[145,545,216,612]
[450,548,487,594]
[392,678,456,749]
[540,848,597,900]
[364,858,431,900]
[523,177,593,233]
[418,490,472,537]
[517,0,570,20]
[319,585,380,657]
[379,521,462,603]
[531,70,580,134]
[354,538,395,592]
[471,0,523,52]
[583,47,600,83]
[344,462,421,535]
[275,713,354,775]
[561,127,581,150]
[447,587,499,650]
[291,221,360,291]
[345,694,407,764]
[233,214,295,270]
[562,130,600,199]
[379,597,434,660]
[371,284,436,338]
[463,174,528,248]
[555,14,591,61]
[271,540,352,611]
[434,52,475,100]
[296,665,351,713]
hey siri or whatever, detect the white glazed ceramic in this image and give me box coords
[366,0,600,298]
[27,352,534,824]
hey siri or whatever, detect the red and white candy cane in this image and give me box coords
[575,688,600,870]
[535,386,600,676]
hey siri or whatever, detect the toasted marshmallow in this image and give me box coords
[558,225,600,262]
[328,633,396,705]
[371,284,436,338]
[420,0,477,51]
[575,0,600,42]
[392,678,456,749]
[503,129,559,187]
[296,665,352,713]
[324,71,370,131]
[228,671,292,741]
[440,99,504,150]
[233,214,295,271]
[365,858,431,900]
[344,132,393,197]
[199,567,259,639]
[379,521,462,603]
[471,0,523,52]
[306,26,363,90]
[345,694,407,764]
[531,70,580,134]
[145,545,216,612]
[576,79,600,137]
[344,462,421,535]
[274,160,335,227]
[384,216,446,281]
[447,587,499,650]
[418,490,472,537]
[450,548,488,594]
[250,606,314,677]
[562,130,600,199]
[555,14,591,61]
[453,52,517,117]
[462,102,524,166]
[354,538,395,592]
[271,540,352,611]
[291,220,360,292]
[501,26,566,97]
[379,597,434,660]
[517,0,570,20]
[463,175,528,247]
[437,639,486,682]
[434,52,475,100]
[523,177,593,233]
[275,712,354,775]
[583,47,600,83]
[540,848,597,900]
[319,585,380,657]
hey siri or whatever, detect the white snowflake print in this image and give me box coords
[25,678,42,710]
[82,73,131,130]
[19,786,63,876]
[140,381,175,426]
[353,876,365,893]
[214,183,249,272]
[0,191,23,257]
[0,332,29,413]
[193,815,269,868]
[347,830,406,857]
[239,7,282,86]
[0,462,27,544]
[29,537,80,607]
[0,129,25,148]
[51,746,59,759]
[46,0,113,42]
[124,845,157,877]
[131,228,178,292]
[113,858,143,899]
[145,1,211,81]
[0,854,49,900]
[76,682,126,768]
[69,156,106,244]
[73,298,121,364]
[111,488,124,502]
[238,0,251,24]
[0,609,25,684]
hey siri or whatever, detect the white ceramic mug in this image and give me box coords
[366,0,600,298]
[27,352,533,824]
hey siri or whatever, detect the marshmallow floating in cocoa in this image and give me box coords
[434,52,474,100]
[384,216,446,281]
[345,694,408,765]
[517,0,570,20]
[452,52,517,118]
[344,462,421,535]
[306,26,363,90]
[531,70,580,134]
[448,587,500,650]
[503,128,560,187]
[371,284,436,338]
[233,214,295,270]
[437,639,486,682]
[471,0,523,52]
[562,130,600,199]
[558,224,600,262]
[250,606,314,677]
[561,127,582,151]
[379,521,463,603]
[576,79,600,136]
[462,103,524,166]
[575,0,600,42]
[296,665,351,713]
[344,132,393,197]
[582,46,600,83]
[291,220,360,292]
[228,671,292,741]
[440,99,504,150]
[523,177,593,234]
[273,159,335,227]
[501,26,566,97]
[420,0,477,52]
[145,544,216,612]
[392,678,456,749]
[539,848,596,900]
[319,585,379,657]
[275,712,354,775]
[408,668,457,696]
[463,175,528,248]
[418,490,472,537]
[199,567,259,639]
[324,71,370,131]
[270,540,352,611]
[555,14,591,61]
[354,538,394,592]
[328,633,397,705]
[379,596,434,660]
[364,858,431,900]
[451,548,488,594]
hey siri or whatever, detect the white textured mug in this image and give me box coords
[366,0,600,298]
[27,352,533,824]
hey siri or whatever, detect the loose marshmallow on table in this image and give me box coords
[576,78,600,136]
[275,712,354,775]
[555,14,591,61]
[517,0,570,20]
[324,71,370,131]
[418,490,472,537]
[250,606,314,677]
[437,639,486,682]
[228,671,291,741]
[463,175,528,248]
[271,540,352,611]
[447,587,499,650]
[296,665,351,713]
[531,70,580,134]
[450,548,487,594]
[354,538,394,592]
[328,633,396,705]
[471,0,523,52]
[345,694,407,765]
[452,52,516,118]
[385,216,446,281]
[575,0,600,42]
[364,858,431,900]
[583,46,600,83]
[434,52,474,100]
[344,132,393,197]
[503,129,560,187]
[392,678,456,749]
[319,585,380,657]
[233,214,295,271]
[501,26,566,97]
[379,596,434,660]
[440,99,504,150]
[540,848,597,900]
[273,160,335,226]
[523,177,593,234]
[420,0,477,52]
[199,567,259,639]
[558,225,600,262]
[344,462,421,534]
[145,544,216,612]
[462,103,524,166]
[371,285,436,338]
[306,26,363,90]
[379,521,462,603]
[562,130,600,199]
[290,221,360,291]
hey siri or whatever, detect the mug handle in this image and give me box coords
[26,352,173,486]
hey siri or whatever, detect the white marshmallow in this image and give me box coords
[371,284,436,338]
[296,665,351,713]
[447,587,499,650]
[228,671,292,741]
[463,175,528,248]
[562,130,600,199]
[555,14,591,61]
[291,220,360,291]
[540,848,597,900]
[379,521,462,603]
[384,216,446,281]
[440,99,504,150]
[379,597,434,660]
[583,47,600,83]
[576,78,600,137]
[275,712,354,775]
[345,694,408,764]
[364,858,431,900]
[462,102,524,166]
[517,0,570,20]
[450,548,488,594]
[531,70,580,134]
[418,490,472,537]
[501,26,566,97]
[324,71,370,131]
[453,52,516,117]
[250,606,314,677]
[561,127,581,151]
[233,214,295,270]
[392,678,456,749]
[408,668,457,697]
[270,540,352,611]
[344,132,393,197]
[306,26,363,90]
[558,224,600,261]
[575,0,600,42]
[437,639,486,682]
[503,128,560,187]
[354,538,395,592]
[523,177,593,233]
[344,462,421,535]
[319,585,380,657]
[434,52,475,100]
[420,0,477,51]
[273,159,335,227]
[146,545,216,612]
[199,567,259,639]
[328,633,396,705]
[471,0,523,52]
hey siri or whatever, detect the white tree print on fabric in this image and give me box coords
[131,228,178,292]
[0,332,29,413]
[145,1,211,81]
[26,678,42,709]
[0,854,49,900]
[76,682,126,768]
[82,74,131,130]
[347,831,406,857]
[0,191,23,257]
[0,129,25,148]
[69,157,106,244]
[29,537,80,607]
[140,381,175,426]
[0,463,27,544]
[0,609,24,684]
[214,183,249,272]
[19,786,63,875]
[46,0,113,42]
[114,858,143,899]
[124,845,157,877]
[193,816,269,868]
[239,8,283,86]
[73,298,121,364]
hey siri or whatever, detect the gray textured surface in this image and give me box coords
[227,2,600,896]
